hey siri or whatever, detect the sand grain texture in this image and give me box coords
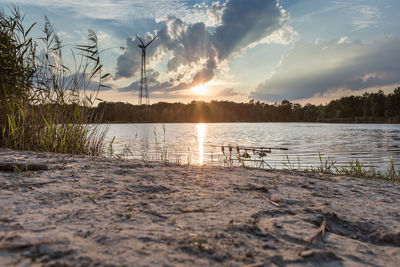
[0,148,399,266]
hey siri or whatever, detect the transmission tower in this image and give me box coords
[136,33,158,105]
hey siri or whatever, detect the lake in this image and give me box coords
[103,123,400,171]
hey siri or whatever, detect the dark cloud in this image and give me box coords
[115,38,138,78]
[216,88,239,97]
[115,0,287,94]
[251,37,400,102]
[213,0,286,60]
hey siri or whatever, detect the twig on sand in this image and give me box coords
[178,207,211,213]
[244,262,264,267]
[0,181,57,189]
[0,233,19,248]
[299,218,327,256]
[266,197,280,207]
[0,240,54,251]
[87,195,98,204]
[0,162,49,172]
[1,232,57,252]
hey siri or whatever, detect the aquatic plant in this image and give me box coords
[153,124,168,161]
[0,7,108,155]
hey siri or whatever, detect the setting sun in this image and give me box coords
[190,84,208,95]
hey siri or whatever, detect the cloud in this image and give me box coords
[115,0,289,94]
[337,36,348,45]
[213,0,288,60]
[63,73,113,91]
[0,0,190,21]
[256,26,298,46]
[193,1,227,27]
[352,5,380,30]
[115,37,147,79]
[115,16,218,91]
[251,37,400,102]
[119,70,190,93]
[216,88,239,97]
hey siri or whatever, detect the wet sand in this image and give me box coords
[0,148,399,266]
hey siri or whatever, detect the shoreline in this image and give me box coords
[0,148,399,266]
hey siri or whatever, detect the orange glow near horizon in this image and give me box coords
[190,83,208,95]
[197,123,206,165]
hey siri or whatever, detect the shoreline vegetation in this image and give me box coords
[107,138,400,182]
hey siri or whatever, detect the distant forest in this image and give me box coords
[94,88,400,123]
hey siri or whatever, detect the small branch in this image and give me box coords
[0,162,49,172]
[0,181,57,189]
[266,197,280,207]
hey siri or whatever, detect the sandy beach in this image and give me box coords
[0,148,399,266]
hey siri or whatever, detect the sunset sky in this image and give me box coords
[1,0,400,104]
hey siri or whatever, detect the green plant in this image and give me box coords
[0,7,108,155]
[316,153,336,174]
[107,136,116,157]
[382,159,400,181]
[283,154,296,171]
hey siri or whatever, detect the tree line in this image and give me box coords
[94,88,400,123]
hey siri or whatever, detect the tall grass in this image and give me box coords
[0,7,108,155]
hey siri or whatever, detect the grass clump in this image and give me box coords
[0,7,108,155]
[300,154,400,182]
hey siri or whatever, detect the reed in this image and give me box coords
[0,7,108,155]
[153,124,168,161]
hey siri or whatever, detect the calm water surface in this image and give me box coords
[104,123,400,170]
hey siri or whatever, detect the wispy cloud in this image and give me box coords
[351,5,380,30]
[290,1,382,31]
[0,0,191,21]
[252,37,400,101]
[216,88,239,97]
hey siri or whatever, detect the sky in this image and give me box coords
[1,0,400,105]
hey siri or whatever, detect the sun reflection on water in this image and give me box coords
[196,123,206,165]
